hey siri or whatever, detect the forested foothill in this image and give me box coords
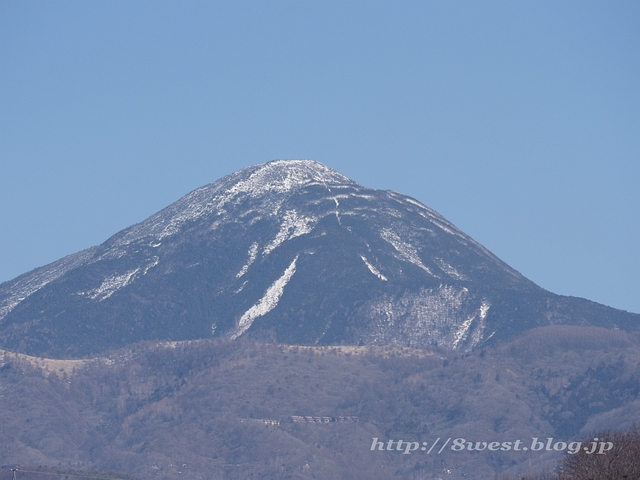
[1,325,639,479]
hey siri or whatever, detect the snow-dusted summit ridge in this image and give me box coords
[0,158,539,354]
[110,160,358,247]
[0,160,358,321]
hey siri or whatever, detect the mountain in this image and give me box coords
[0,160,638,358]
[2,160,640,479]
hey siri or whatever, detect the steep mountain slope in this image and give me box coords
[0,160,637,358]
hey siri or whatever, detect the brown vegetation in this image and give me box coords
[501,424,640,480]
[0,326,639,479]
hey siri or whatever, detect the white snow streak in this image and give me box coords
[479,302,490,320]
[263,210,315,255]
[76,256,159,301]
[333,197,341,224]
[231,255,299,339]
[452,301,490,349]
[234,280,248,294]
[452,315,476,350]
[360,255,387,281]
[435,258,468,280]
[379,228,434,276]
[82,269,140,301]
[236,242,259,278]
[143,256,160,275]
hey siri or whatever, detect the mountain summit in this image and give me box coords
[1,160,637,357]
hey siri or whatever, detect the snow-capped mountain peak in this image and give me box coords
[1,160,637,358]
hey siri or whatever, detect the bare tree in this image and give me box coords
[559,424,640,480]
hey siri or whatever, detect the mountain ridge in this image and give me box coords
[0,160,637,358]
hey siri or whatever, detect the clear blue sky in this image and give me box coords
[1,1,638,313]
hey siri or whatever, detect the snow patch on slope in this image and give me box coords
[143,256,160,275]
[452,315,475,349]
[361,286,488,351]
[78,257,160,301]
[380,228,435,276]
[452,301,490,349]
[81,269,140,301]
[236,242,259,278]
[263,210,316,255]
[231,255,299,339]
[360,255,387,281]
[435,258,468,281]
[333,197,341,224]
